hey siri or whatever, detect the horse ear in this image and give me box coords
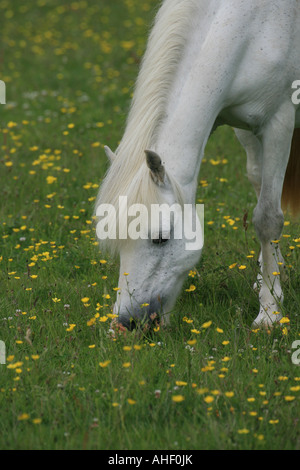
[145,150,165,184]
[104,145,116,163]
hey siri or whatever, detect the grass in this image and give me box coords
[0,0,299,450]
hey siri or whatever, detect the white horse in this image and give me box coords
[96,0,300,329]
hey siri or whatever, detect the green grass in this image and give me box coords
[0,0,299,450]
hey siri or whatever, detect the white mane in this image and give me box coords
[96,0,198,255]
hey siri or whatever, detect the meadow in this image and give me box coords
[0,0,299,450]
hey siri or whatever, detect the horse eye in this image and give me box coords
[152,234,169,245]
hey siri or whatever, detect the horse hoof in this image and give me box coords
[252,311,282,329]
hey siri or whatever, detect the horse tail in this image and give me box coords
[282,128,300,217]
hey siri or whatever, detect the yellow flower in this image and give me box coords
[284,396,295,402]
[175,381,188,387]
[66,324,76,332]
[81,297,90,303]
[225,391,234,398]
[237,429,250,434]
[18,413,30,421]
[204,396,214,404]
[201,320,212,329]
[222,356,231,362]
[46,176,57,184]
[172,395,185,403]
[196,388,209,395]
[7,361,23,369]
[99,316,108,322]
[127,398,136,405]
[121,40,135,50]
[99,360,111,368]
[182,316,193,324]
[185,285,196,292]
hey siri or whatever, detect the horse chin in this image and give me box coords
[113,296,166,331]
[111,273,187,331]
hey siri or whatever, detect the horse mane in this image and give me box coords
[96,0,198,255]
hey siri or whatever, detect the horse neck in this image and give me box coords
[153,4,247,202]
[154,73,221,203]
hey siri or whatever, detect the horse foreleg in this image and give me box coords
[234,129,264,292]
[251,102,295,327]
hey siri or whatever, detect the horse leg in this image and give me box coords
[234,129,264,291]
[234,128,262,199]
[250,102,295,327]
[235,128,288,297]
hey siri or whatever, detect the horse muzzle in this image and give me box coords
[114,297,163,330]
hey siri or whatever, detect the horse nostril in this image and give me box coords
[117,316,135,331]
